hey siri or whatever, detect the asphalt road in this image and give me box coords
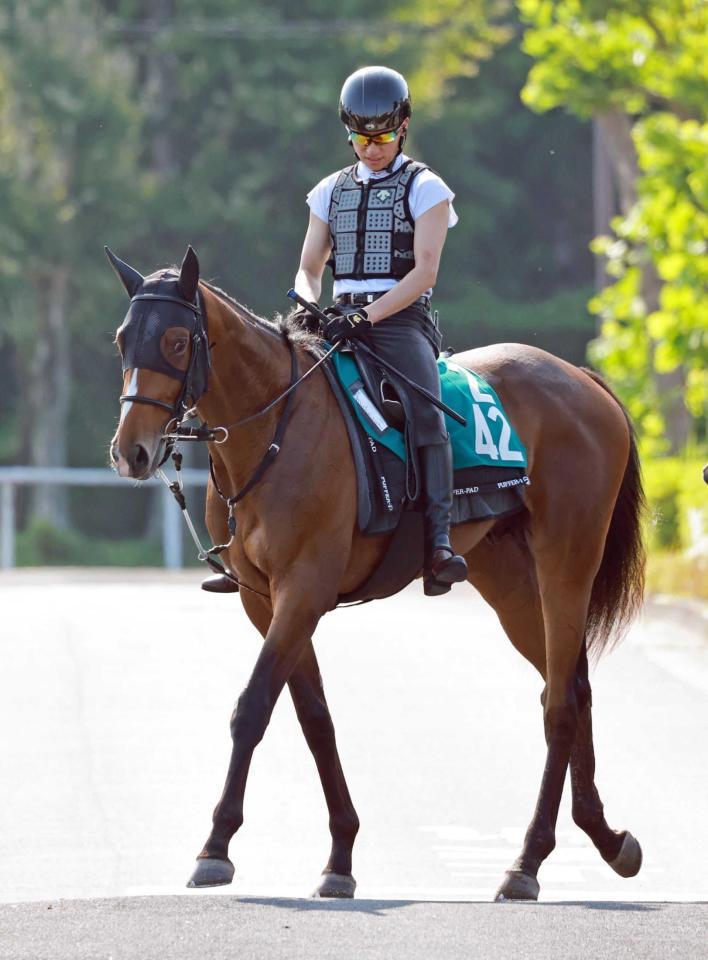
[1,896,705,960]
[0,570,706,956]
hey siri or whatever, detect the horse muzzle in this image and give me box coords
[110,433,166,480]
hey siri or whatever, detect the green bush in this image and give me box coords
[642,455,707,552]
[16,518,164,567]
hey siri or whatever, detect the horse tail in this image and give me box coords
[581,368,647,659]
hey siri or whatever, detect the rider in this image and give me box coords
[295,65,468,596]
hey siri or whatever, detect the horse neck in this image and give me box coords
[196,286,293,485]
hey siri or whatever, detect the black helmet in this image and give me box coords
[339,66,411,134]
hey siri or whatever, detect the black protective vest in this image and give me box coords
[327,159,427,281]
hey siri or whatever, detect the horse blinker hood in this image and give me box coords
[106,246,211,414]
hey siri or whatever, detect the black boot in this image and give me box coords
[418,442,468,596]
[201,573,240,594]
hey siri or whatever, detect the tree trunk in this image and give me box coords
[595,110,639,215]
[145,0,178,179]
[597,110,691,450]
[142,0,178,544]
[28,266,71,528]
[592,118,617,291]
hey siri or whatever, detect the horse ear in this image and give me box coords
[104,247,144,297]
[178,246,200,303]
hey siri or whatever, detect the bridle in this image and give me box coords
[119,290,209,420]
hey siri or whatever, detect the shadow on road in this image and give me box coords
[240,896,673,915]
[241,896,418,917]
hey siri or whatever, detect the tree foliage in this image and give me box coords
[386,0,514,105]
[0,0,145,324]
[519,0,708,448]
[0,0,598,540]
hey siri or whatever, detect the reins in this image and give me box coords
[157,319,341,597]
[162,338,340,444]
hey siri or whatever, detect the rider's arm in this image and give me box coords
[293,211,332,305]
[364,199,450,324]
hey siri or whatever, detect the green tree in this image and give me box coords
[518,0,708,451]
[0,1,599,548]
[0,0,146,522]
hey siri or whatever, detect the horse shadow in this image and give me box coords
[236,897,665,916]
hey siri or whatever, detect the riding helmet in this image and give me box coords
[339,66,412,134]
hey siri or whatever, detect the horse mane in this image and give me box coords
[200,278,324,352]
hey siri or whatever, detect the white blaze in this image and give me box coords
[119,369,139,424]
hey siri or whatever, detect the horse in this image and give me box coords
[108,246,646,901]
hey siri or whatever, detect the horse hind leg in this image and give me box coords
[466,531,546,675]
[466,533,546,900]
[466,531,638,899]
[494,549,597,902]
[288,642,360,898]
[570,645,642,878]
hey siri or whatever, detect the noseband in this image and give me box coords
[119,290,209,418]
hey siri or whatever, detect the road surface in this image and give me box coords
[1,569,705,907]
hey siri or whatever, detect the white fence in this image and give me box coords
[0,466,209,570]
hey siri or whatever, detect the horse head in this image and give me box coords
[107,245,210,479]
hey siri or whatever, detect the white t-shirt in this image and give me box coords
[306,153,458,298]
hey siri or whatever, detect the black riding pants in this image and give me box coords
[356,304,447,447]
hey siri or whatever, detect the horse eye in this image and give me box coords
[173,338,188,355]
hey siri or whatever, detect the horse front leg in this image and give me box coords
[187,587,322,888]
[222,589,360,897]
[288,642,360,898]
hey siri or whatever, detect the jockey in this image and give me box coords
[294,65,468,596]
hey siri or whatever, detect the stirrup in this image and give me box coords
[201,573,239,594]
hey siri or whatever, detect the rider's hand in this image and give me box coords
[323,308,373,343]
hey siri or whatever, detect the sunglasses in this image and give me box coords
[348,125,403,146]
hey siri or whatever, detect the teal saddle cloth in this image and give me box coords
[333,352,528,470]
[326,350,530,538]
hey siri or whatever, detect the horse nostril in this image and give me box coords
[133,444,149,472]
[110,444,119,463]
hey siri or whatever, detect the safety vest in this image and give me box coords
[327,160,427,281]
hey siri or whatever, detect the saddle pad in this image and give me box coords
[318,354,528,604]
[331,353,527,470]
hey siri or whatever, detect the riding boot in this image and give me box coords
[419,442,468,596]
[201,573,240,594]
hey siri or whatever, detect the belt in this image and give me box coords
[335,292,431,312]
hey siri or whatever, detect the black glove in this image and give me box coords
[323,308,373,343]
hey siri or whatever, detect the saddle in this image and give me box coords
[344,344,407,431]
[319,350,529,606]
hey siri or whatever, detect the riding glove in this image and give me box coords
[323,308,373,343]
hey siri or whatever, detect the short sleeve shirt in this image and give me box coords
[306,153,457,298]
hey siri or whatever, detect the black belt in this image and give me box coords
[335,292,431,312]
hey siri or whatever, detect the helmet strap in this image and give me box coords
[385,129,407,171]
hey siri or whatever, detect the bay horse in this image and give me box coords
[108,246,645,901]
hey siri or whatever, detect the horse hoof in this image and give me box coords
[494,870,539,902]
[607,831,642,878]
[186,857,235,888]
[311,872,356,898]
